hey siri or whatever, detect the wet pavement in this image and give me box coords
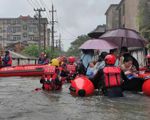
[0,77,150,120]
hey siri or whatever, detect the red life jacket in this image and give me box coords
[67,64,76,73]
[103,66,122,88]
[44,65,56,75]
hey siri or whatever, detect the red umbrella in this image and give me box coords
[100,28,148,47]
[79,39,118,50]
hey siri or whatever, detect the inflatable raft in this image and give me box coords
[0,64,46,77]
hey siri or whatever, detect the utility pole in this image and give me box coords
[47,28,50,47]
[58,34,61,51]
[49,4,57,52]
[43,23,46,52]
[34,8,46,53]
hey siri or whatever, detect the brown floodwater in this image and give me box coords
[0,77,150,120]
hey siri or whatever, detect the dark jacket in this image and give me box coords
[123,53,139,71]
[2,54,12,66]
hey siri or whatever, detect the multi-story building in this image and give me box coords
[105,4,119,30]
[0,15,49,49]
[105,0,147,66]
[105,0,140,31]
[117,0,140,31]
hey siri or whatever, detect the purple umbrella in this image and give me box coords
[100,28,148,47]
[79,39,118,50]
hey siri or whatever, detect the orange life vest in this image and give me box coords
[67,64,76,73]
[44,65,56,75]
[103,66,122,88]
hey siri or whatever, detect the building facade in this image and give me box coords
[105,0,140,31]
[0,16,49,49]
[118,0,140,31]
[105,0,147,66]
[105,4,119,30]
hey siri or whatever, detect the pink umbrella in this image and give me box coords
[79,39,118,50]
[100,28,148,47]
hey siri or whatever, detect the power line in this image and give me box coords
[26,0,35,8]
[39,0,50,10]
[37,0,51,21]
[30,0,39,8]
[34,8,46,52]
[55,14,77,38]
[34,0,42,7]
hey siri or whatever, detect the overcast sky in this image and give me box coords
[0,0,120,51]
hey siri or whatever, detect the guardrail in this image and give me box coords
[12,57,38,66]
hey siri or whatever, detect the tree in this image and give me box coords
[67,35,90,56]
[22,44,39,57]
[138,0,150,40]
[22,44,65,58]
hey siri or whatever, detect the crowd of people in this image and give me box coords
[79,47,145,97]
[37,47,146,97]
[0,48,146,97]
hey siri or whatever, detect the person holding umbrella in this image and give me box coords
[79,38,119,75]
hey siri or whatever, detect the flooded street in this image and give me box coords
[0,77,150,120]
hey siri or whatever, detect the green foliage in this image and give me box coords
[48,48,66,59]
[22,44,65,58]
[67,35,90,56]
[22,34,90,58]
[138,0,150,41]
[22,44,39,57]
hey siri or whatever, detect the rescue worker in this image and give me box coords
[2,50,12,67]
[66,56,77,82]
[92,54,123,97]
[40,58,62,90]
[109,48,119,66]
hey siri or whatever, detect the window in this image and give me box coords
[23,33,27,38]
[7,20,11,24]
[23,25,27,30]
[0,28,2,33]
[16,19,21,24]
[29,26,37,33]
[29,35,34,40]
[12,35,21,41]
[12,26,21,33]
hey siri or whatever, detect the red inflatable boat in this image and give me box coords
[0,64,47,77]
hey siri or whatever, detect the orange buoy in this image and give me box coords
[142,79,150,96]
[69,75,94,97]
